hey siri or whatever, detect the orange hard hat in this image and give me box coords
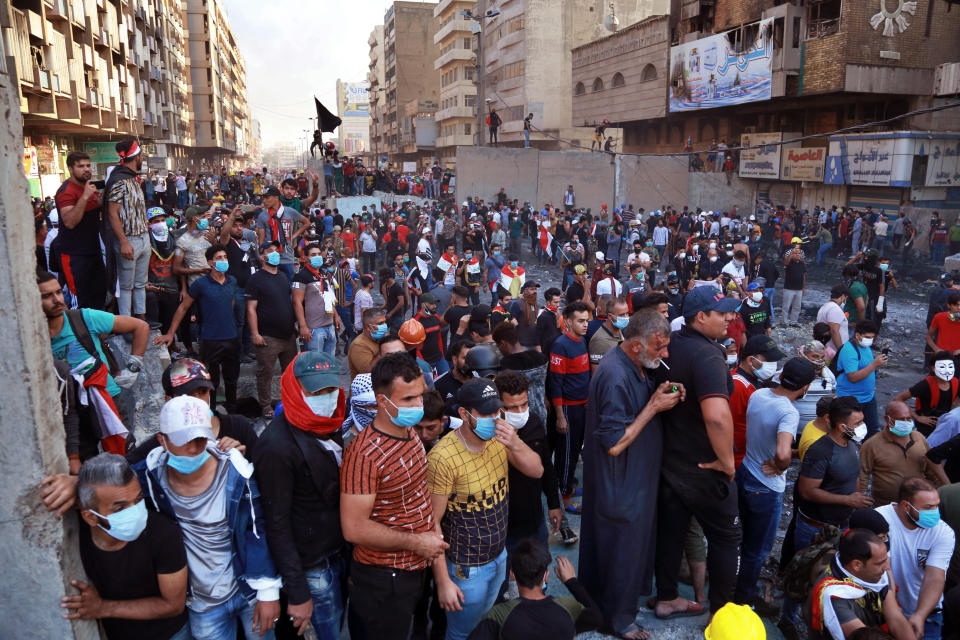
[399,318,426,345]
[601,203,607,208]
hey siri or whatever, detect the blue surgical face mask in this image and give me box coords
[309,256,323,269]
[214,260,229,273]
[908,503,941,529]
[612,315,629,329]
[493,251,501,257]
[471,413,497,440]
[890,419,914,438]
[266,252,281,266]
[879,263,889,271]
[371,323,388,339]
[384,396,424,427]
[89,499,148,542]
[166,448,211,475]
[510,261,518,269]
[196,218,209,230]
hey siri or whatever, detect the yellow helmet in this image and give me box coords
[704,603,765,640]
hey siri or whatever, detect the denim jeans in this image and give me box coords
[445,549,508,640]
[116,232,150,316]
[169,623,192,640]
[308,325,338,356]
[305,558,346,640]
[923,610,943,640]
[860,396,879,438]
[933,243,946,265]
[817,242,833,264]
[765,287,777,324]
[734,467,783,603]
[189,590,274,640]
[523,129,530,148]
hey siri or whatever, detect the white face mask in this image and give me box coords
[849,422,868,443]
[750,291,763,302]
[504,408,529,429]
[303,390,339,417]
[859,336,874,348]
[149,221,169,242]
[935,360,955,381]
[709,242,717,249]
[725,354,738,366]
[709,256,718,263]
[756,360,778,380]
[678,252,686,259]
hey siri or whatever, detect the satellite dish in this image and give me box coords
[604,13,619,31]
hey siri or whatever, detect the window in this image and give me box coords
[575,81,585,96]
[592,77,604,92]
[465,94,476,107]
[640,64,657,82]
[464,123,471,135]
[463,38,472,50]
[612,72,625,88]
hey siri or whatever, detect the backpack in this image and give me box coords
[782,524,843,602]
[65,309,121,377]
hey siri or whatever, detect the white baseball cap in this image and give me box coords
[159,396,214,446]
[595,251,604,260]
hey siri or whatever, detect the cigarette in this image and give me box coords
[660,360,670,370]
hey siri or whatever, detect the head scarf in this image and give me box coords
[342,374,377,435]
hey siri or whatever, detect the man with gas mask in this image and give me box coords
[428,378,543,640]
[255,352,349,638]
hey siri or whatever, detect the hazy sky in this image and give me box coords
[224,0,417,149]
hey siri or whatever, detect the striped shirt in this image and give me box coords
[548,333,590,404]
[340,424,434,570]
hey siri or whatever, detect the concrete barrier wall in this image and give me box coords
[687,170,758,214]
[455,147,542,205]
[618,155,690,212]
[537,151,616,211]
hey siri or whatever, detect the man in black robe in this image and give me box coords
[578,308,684,639]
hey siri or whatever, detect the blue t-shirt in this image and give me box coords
[322,216,334,235]
[51,309,121,397]
[836,341,876,402]
[188,274,239,341]
[742,388,800,492]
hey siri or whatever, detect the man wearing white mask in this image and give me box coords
[740,282,773,337]
[731,335,786,469]
[493,371,563,595]
[836,320,887,437]
[132,395,282,639]
[254,352,348,638]
[67,453,190,639]
[894,352,959,439]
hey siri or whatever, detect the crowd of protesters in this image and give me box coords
[29,137,960,640]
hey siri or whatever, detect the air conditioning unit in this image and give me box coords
[934,62,960,96]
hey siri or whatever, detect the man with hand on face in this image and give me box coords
[877,477,956,640]
[340,354,448,640]
[132,395,281,639]
[155,244,240,413]
[580,309,684,639]
[429,378,543,640]
[254,352,348,639]
[653,286,742,619]
[66,453,190,639]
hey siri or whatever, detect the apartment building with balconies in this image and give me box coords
[367,24,385,165]
[433,0,476,165]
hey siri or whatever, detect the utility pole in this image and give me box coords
[463,4,499,147]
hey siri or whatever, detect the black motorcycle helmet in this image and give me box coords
[464,343,502,379]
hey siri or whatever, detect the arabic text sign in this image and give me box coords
[669,18,773,113]
[739,132,781,179]
[847,139,895,186]
[781,147,826,182]
[926,141,960,187]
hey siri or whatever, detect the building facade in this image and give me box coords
[571,0,960,221]
[433,0,476,165]
[4,0,251,197]
[367,24,385,166]
[381,1,439,167]
[336,79,371,157]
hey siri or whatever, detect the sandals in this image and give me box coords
[653,599,706,619]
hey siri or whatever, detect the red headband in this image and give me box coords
[118,140,141,160]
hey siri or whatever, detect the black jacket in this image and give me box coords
[253,414,344,605]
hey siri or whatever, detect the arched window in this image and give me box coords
[574,81,585,96]
[592,77,604,92]
[640,64,658,82]
[612,72,625,88]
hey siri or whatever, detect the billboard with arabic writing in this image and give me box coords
[668,18,774,112]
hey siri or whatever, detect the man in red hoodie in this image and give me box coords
[254,351,348,637]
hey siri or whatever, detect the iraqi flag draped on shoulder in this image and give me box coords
[72,357,128,455]
[538,221,553,255]
[498,265,526,297]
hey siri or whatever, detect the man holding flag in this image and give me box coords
[538,215,553,266]
[498,255,527,299]
[40,270,148,462]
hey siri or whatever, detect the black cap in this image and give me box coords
[779,357,817,391]
[849,508,890,535]
[264,186,282,197]
[742,335,787,361]
[457,378,503,414]
[259,240,280,252]
[521,281,540,290]
[162,358,215,397]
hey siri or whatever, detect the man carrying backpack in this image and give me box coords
[39,270,149,463]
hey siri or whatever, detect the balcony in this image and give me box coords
[434,47,474,70]
[434,18,471,45]
[46,0,70,22]
[436,133,474,148]
[433,0,469,18]
[435,105,475,121]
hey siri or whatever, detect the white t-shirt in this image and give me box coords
[721,260,746,285]
[670,316,685,331]
[596,277,623,297]
[816,301,849,347]
[876,503,956,617]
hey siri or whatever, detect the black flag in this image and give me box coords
[315,97,342,133]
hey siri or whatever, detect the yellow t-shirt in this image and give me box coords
[427,430,509,567]
[797,420,828,461]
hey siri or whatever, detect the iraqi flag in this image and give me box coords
[498,265,526,296]
[73,358,128,455]
[538,222,553,254]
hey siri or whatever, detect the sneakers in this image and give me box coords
[559,526,579,545]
